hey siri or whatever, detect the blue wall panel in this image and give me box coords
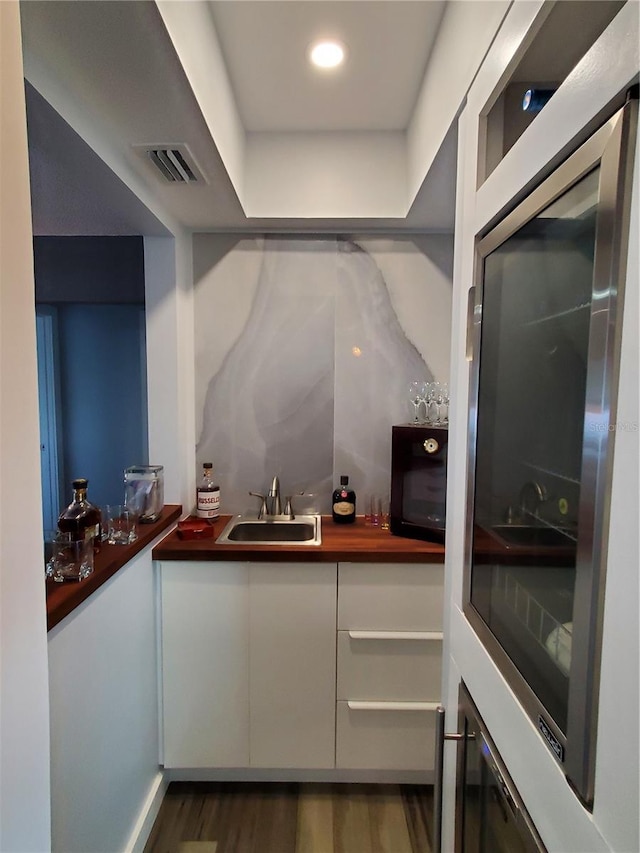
[57,304,147,511]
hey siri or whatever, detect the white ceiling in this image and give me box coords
[209,1,445,132]
[20,0,458,236]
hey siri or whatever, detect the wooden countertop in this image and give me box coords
[152,515,446,563]
[46,505,182,632]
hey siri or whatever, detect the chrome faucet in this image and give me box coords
[519,481,547,521]
[249,477,305,520]
[267,475,282,517]
[249,475,291,519]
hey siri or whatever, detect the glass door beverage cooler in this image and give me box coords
[453,684,547,853]
[463,98,637,807]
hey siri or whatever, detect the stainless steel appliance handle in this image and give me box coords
[433,707,445,853]
[465,286,477,362]
[434,705,466,853]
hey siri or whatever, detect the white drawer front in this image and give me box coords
[336,700,437,771]
[338,562,443,631]
[337,630,442,702]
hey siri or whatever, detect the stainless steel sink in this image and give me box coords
[216,514,322,546]
[489,524,575,548]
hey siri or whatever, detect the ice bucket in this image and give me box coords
[124,465,164,523]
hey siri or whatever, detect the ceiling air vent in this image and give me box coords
[134,143,206,184]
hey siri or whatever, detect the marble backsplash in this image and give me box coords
[193,234,453,515]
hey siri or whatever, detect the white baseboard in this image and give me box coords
[123,770,168,853]
[164,767,432,785]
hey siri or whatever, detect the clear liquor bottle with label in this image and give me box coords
[332,475,356,524]
[196,462,220,522]
[57,478,102,551]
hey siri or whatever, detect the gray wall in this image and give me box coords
[193,234,454,514]
[33,236,145,303]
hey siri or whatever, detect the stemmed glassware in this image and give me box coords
[417,382,430,423]
[424,381,437,424]
[440,383,450,424]
[433,382,445,424]
[408,379,450,424]
[409,381,424,424]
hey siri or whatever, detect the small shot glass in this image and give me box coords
[380,498,390,530]
[369,495,381,527]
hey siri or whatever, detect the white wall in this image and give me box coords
[6,5,197,850]
[0,3,52,849]
[144,236,196,513]
[244,131,407,219]
[22,6,198,513]
[154,0,510,222]
[48,546,166,853]
[443,2,639,851]
[155,0,246,200]
[406,0,510,201]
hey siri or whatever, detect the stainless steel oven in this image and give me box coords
[463,98,637,807]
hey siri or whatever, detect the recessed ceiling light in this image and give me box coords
[308,39,346,70]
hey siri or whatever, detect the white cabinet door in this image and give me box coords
[337,631,442,701]
[249,562,337,768]
[338,562,443,631]
[161,561,250,768]
[336,701,437,771]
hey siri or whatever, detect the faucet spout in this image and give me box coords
[519,481,547,521]
[268,475,282,516]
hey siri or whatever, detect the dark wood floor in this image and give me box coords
[144,782,434,853]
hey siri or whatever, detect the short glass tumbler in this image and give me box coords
[50,537,94,583]
[106,505,138,545]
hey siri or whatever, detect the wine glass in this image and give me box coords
[440,383,450,424]
[427,381,440,424]
[434,382,447,426]
[408,381,424,424]
[417,381,431,424]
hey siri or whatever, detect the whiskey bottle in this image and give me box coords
[196,462,220,521]
[332,475,356,524]
[58,478,102,551]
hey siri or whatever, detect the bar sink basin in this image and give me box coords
[216,514,322,546]
[489,524,575,548]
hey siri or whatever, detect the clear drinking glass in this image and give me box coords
[419,382,432,424]
[380,498,390,530]
[426,381,440,424]
[408,381,423,424]
[372,495,382,527]
[49,536,94,583]
[441,383,450,424]
[105,505,138,545]
[44,530,74,579]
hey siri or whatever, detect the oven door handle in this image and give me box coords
[433,705,467,853]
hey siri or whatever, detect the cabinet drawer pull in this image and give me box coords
[347,700,440,712]
[347,630,443,641]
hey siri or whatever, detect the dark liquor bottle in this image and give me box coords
[332,475,356,524]
[58,478,102,551]
[196,462,220,522]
